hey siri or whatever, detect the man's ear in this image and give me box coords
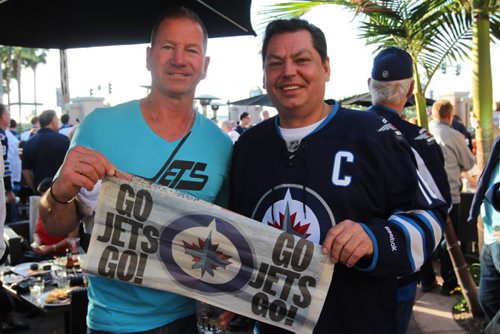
[406,80,415,99]
[323,57,331,82]
[146,46,152,71]
[201,56,210,80]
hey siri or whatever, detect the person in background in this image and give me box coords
[367,47,451,333]
[230,18,447,333]
[58,113,73,138]
[452,114,473,152]
[219,120,240,143]
[235,111,251,134]
[6,119,21,223]
[0,143,29,332]
[0,142,5,260]
[0,104,16,223]
[429,99,476,295]
[8,119,19,139]
[22,109,70,193]
[407,116,419,125]
[38,7,233,333]
[259,109,270,123]
[19,116,39,143]
[468,137,500,330]
[30,177,79,258]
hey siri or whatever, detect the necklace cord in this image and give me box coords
[150,108,194,140]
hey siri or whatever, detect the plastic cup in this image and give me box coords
[53,269,68,288]
[196,301,224,334]
[29,279,45,303]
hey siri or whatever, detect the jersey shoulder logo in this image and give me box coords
[378,119,402,136]
[414,128,436,144]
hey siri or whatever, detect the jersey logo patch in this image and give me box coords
[252,185,335,244]
[378,123,402,136]
[414,128,435,144]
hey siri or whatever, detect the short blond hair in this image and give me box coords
[432,99,453,121]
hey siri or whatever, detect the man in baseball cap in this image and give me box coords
[371,46,413,81]
[368,46,451,334]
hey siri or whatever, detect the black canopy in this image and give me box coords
[341,92,435,108]
[229,94,273,107]
[0,0,256,49]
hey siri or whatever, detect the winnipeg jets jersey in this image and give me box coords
[230,102,447,333]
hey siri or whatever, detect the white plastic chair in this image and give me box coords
[28,195,41,244]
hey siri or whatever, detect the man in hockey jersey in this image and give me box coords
[230,19,448,333]
[367,47,451,333]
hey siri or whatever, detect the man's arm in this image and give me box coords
[39,145,116,237]
[22,169,35,192]
[322,125,447,276]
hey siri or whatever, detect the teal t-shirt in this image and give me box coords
[482,161,500,245]
[72,100,232,332]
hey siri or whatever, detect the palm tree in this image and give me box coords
[24,49,48,114]
[0,47,14,105]
[471,0,498,167]
[260,0,497,131]
[1,47,48,120]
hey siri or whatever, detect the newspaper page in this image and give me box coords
[84,171,334,333]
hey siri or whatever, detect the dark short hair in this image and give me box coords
[262,18,327,64]
[10,119,17,128]
[150,6,208,52]
[31,116,39,125]
[0,103,6,116]
[61,114,70,124]
[39,110,57,127]
[240,112,250,121]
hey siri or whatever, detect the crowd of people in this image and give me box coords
[0,6,499,334]
[0,106,76,331]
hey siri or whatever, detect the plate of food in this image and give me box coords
[11,262,56,277]
[42,288,72,307]
[1,273,25,285]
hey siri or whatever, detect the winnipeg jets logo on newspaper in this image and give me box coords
[160,214,254,292]
[183,222,232,278]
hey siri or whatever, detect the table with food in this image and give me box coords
[0,253,87,310]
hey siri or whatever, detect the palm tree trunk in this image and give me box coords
[0,62,3,104]
[444,216,483,318]
[472,0,493,169]
[412,62,429,129]
[7,51,13,107]
[16,64,22,126]
[33,68,38,114]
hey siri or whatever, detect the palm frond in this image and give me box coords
[257,1,353,33]
[490,10,500,41]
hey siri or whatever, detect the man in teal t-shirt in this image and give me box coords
[38,7,232,333]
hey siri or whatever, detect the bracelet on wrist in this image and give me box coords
[49,185,76,205]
